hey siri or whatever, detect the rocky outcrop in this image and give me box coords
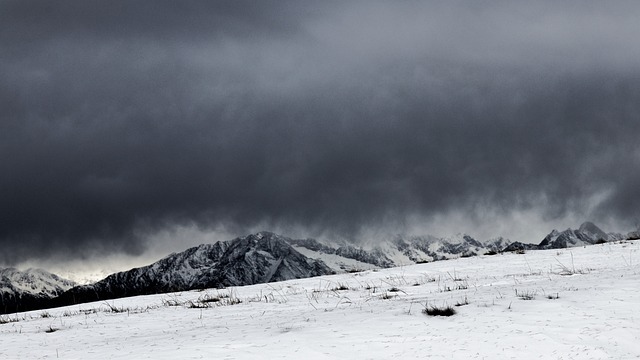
[502,242,539,253]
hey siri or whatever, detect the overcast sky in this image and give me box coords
[2,1,639,270]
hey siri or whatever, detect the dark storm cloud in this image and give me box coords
[1,1,639,263]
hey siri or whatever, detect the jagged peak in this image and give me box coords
[250,231,279,238]
[0,266,19,275]
[578,221,605,234]
[0,267,76,299]
[237,231,292,244]
[1,267,73,281]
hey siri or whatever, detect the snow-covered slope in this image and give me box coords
[0,268,75,313]
[2,239,638,359]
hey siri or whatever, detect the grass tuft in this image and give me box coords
[45,326,58,333]
[103,302,130,313]
[423,305,456,317]
[199,294,222,303]
[0,315,20,325]
[186,300,210,309]
[515,289,536,300]
[455,296,469,307]
[380,293,394,300]
[332,283,349,291]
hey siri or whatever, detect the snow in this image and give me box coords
[377,242,419,265]
[2,240,639,359]
[292,245,380,271]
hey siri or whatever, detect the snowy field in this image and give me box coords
[2,240,639,359]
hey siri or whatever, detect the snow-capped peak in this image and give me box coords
[578,221,608,242]
[0,267,76,298]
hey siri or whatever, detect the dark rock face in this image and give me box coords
[502,242,539,252]
[53,232,334,307]
[577,222,609,243]
[202,233,334,287]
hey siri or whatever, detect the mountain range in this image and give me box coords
[503,221,628,252]
[1,222,638,314]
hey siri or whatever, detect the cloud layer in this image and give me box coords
[2,1,639,264]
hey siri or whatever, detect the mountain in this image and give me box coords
[2,232,516,313]
[46,232,513,310]
[538,222,613,249]
[501,222,629,253]
[288,234,512,271]
[0,268,76,313]
[53,232,334,307]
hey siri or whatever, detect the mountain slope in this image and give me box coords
[53,232,334,307]
[0,268,75,313]
[50,232,512,309]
